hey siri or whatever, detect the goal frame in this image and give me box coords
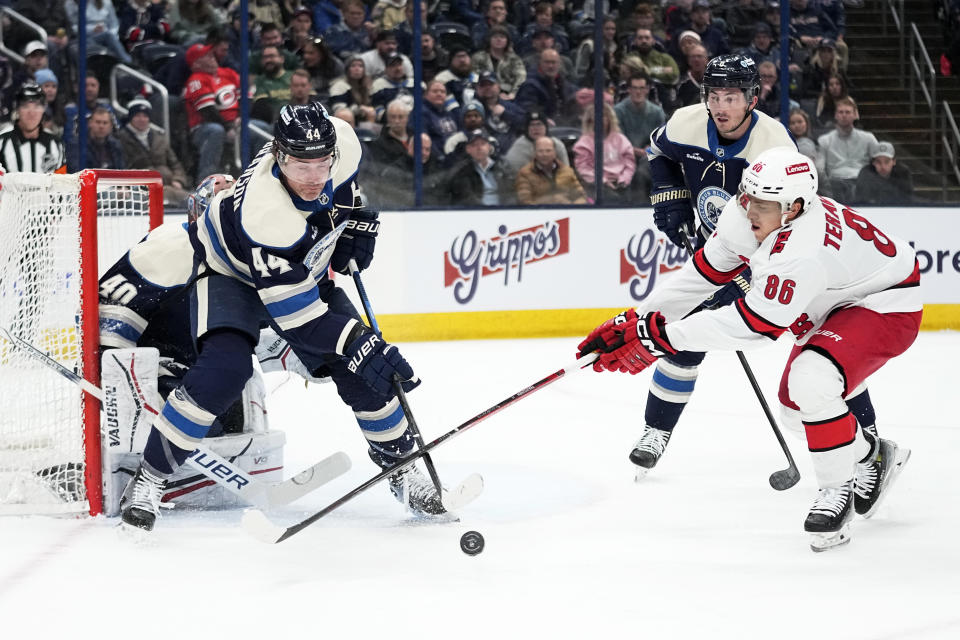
[79,170,164,515]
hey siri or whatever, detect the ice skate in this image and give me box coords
[629,426,671,481]
[119,466,168,533]
[387,463,455,518]
[854,437,911,518]
[804,480,855,552]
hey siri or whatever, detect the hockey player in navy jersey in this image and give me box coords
[632,54,881,477]
[580,147,917,550]
[119,103,446,532]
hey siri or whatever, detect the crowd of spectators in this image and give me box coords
[0,0,917,207]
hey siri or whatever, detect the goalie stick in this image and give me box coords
[678,229,800,491]
[346,259,482,512]
[242,353,599,543]
[0,326,352,509]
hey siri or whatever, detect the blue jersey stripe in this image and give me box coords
[264,286,320,318]
[161,402,212,440]
[652,369,697,393]
[204,212,253,283]
[357,405,406,433]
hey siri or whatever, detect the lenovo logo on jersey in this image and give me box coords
[785,162,810,175]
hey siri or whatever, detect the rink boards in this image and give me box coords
[355,206,960,341]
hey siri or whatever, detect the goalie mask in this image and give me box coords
[738,146,819,225]
[186,173,235,223]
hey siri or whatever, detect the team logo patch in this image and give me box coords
[715,147,725,158]
[785,162,810,175]
[696,187,731,231]
[319,193,329,205]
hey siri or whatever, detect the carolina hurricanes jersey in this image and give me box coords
[648,104,795,234]
[184,68,241,129]
[640,194,922,352]
[189,119,363,367]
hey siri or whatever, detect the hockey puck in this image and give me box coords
[460,531,484,556]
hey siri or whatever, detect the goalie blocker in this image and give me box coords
[101,347,284,515]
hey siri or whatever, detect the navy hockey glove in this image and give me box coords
[701,271,752,310]
[332,209,380,275]
[345,331,420,397]
[651,186,694,248]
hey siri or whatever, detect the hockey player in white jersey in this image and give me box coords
[119,103,446,532]
[632,54,882,479]
[580,146,918,551]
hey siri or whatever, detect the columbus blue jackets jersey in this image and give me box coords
[189,118,364,365]
[648,104,795,234]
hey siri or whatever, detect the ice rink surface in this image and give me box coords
[1,332,957,639]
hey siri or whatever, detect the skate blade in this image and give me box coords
[116,521,155,545]
[863,447,911,520]
[634,466,652,483]
[809,524,852,552]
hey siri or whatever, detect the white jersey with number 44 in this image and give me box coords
[642,195,923,353]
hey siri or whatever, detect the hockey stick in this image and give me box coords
[0,326,352,508]
[677,230,800,490]
[346,259,482,511]
[243,352,599,543]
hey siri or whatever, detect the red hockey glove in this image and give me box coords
[592,312,676,375]
[578,309,639,368]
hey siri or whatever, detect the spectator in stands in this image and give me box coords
[738,22,780,67]
[573,102,636,204]
[443,101,496,162]
[10,2,69,66]
[663,0,693,35]
[621,3,667,44]
[361,30,414,80]
[312,0,343,34]
[515,48,578,127]
[393,0,427,57]
[724,0,766,48]
[35,69,65,138]
[288,69,317,107]
[117,98,190,204]
[573,16,620,86]
[448,130,512,206]
[789,0,848,64]
[854,141,915,205]
[683,0,729,57]
[615,71,664,202]
[252,46,294,124]
[329,55,377,123]
[326,0,376,59]
[756,61,784,118]
[368,98,413,166]
[251,24,301,74]
[63,72,116,151]
[285,6,317,53]
[472,26,527,97]
[675,44,709,109]
[815,72,851,130]
[504,110,570,177]
[119,0,173,53]
[372,0,408,32]
[169,0,224,46]
[3,41,51,117]
[371,54,414,121]
[474,71,525,152]
[435,46,478,107]
[418,31,448,83]
[817,0,849,69]
[622,28,680,88]
[789,107,818,161]
[68,105,125,172]
[802,38,844,100]
[300,37,343,103]
[422,79,461,160]
[816,97,878,202]
[521,29,575,81]
[520,1,570,55]
[65,0,134,65]
[206,23,241,73]
[184,42,242,179]
[671,30,703,73]
[471,0,520,49]
[515,135,587,204]
[251,0,284,27]
[0,83,65,174]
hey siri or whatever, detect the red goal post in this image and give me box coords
[0,169,163,516]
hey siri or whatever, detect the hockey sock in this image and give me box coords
[142,427,192,476]
[355,396,415,468]
[846,388,877,437]
[644,355,703,432]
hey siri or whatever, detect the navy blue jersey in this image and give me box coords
[648,104,795,234]
[189,120,364,369]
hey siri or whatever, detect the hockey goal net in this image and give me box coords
[0,170,163,516]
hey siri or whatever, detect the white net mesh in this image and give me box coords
[0,171,160,515]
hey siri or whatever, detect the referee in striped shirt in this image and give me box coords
[0,82,66,174]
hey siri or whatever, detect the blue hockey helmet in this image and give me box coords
[700,54,760,106]
[273,102,337,160]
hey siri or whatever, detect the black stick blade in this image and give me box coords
[769,466,801,491]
